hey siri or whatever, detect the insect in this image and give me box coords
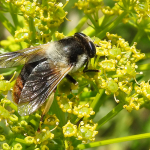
[0,33,96,116]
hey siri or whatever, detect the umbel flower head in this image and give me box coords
[94,32,145,110]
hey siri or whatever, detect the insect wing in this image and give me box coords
[0,43,50,68]
[17,59,73,116]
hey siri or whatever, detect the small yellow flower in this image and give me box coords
[0,75,4,80]
[44,114,59,126]
[106,78,118,94]
[63,120,77,137]
[11,126,25,133]
[57,95,73,113]
[40,7,51,22]
[73,103,95,118]
[102,6,114,15]
[136,81,150,100]
[15,28,31,42]
[25,136,34,145]
[77,120,98,143]
[2,143,10,150]
[99,59,116,72]
[9,114,18,122]
[0,135,5,142]
[123,95,141,112]
[41,145,49,150]
[13,143,22,150]
[55,31,65,40]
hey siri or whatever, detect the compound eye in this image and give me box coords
[88,41,96,58]
[75,32,86,38]
[74,32,96,58]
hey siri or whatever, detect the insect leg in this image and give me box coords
[84,69,100,72]
[83,61,100,73]
[37,92,55,131]
[42,92,55,116]
[66,74,78,85]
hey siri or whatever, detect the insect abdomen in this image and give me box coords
[13,75,24,104]
[13,60,43,104]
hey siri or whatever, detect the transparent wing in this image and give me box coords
[17,59,73,116]
[0,43,50,68]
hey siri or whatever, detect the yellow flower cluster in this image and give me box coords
[57,85,98,143]
[75,0,103,14]
[93,32,145,111]
[124,81,150,112]
[5,0,68,43]
[73,103,95,118]
[63,120,98,143]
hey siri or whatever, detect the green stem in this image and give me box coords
[51,94,65,127]
[67,16,88,36]
[86,14,99,28]
[1,69,17,76]
[96,11,127,38]
[83,11,127,38]
[7,102,18,112]
[77,133,150,149]
[0,12,15,36]
[112,74,126,78]
[128,20,137,29]
[15,138,26,144]
[96,102,123,129]
[90,89,104,112]
[130,29,145,46]
[28,17,36,44]
[82,26,96,37]
[30,119,39,127]
[90,89,105,120]
[9,3,19,28]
